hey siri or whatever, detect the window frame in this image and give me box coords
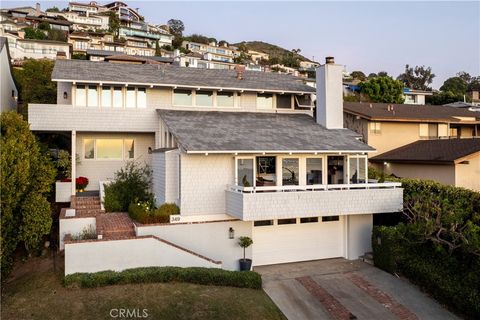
[83,138,135,161]
[369,122,381,134]
[322,216,340,222]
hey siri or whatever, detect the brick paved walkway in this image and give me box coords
[96,212,136,239]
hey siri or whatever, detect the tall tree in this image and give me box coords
[108,11,120,37]
[360,76,405,104]
[167,19,185,48]
[467,76,480,92]
[13,59,56,114]
[397,64,435,90]
[377,71,389,77]
[1,112,56,278]
[456,71,472,84]
[440,77,468,96]
[368,73,377,79]
[350,71,366,81]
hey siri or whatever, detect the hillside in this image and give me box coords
[233,41,313,63]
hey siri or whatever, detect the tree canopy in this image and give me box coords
[167,19,185,48]
[397,64,435,91]
[350,71,366,81]
[108,11,120,37]
[1,112,56,279]
[440,76,468,96]
[360,76,405,104]
[13,59,56,114]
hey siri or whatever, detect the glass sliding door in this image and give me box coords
[282,158,299,185]
[237,159,254,187]
[348,155,367,184]
[256,156,276,186]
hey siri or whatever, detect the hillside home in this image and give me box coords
[0,37,18,112]
[29,57,402,274]
[344,102,480,190]
[183,40,238,63]
[370,138,480,191]
[0,31,71,60]
[344,102,480,155]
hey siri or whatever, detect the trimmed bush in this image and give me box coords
[103,189,122,212]
[64,266,262,290]
[128,202,179,224]
[372,226,402,273]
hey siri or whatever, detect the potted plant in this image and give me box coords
[76,176,89,192]
[238,236,253,271]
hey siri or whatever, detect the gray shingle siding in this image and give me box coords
[157,110,373,152]
[52,60,316,93]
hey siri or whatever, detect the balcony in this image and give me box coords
[225,182,403,221]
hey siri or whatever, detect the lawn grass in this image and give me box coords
[1,257,286,320]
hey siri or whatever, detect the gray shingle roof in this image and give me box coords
[52,59,316,93]
[370,138,480,164]
[157,110,373,153]
[344,102,480,123]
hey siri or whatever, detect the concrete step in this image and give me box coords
[360,252,374,265]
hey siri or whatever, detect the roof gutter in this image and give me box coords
[51,79,315,95]
[185,150,375,155]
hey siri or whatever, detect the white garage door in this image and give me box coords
[252,216,344,266]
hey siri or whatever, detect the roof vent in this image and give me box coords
[325,56,335,64]
[235,65,245,80]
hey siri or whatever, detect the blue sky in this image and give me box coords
[2,1,479,88]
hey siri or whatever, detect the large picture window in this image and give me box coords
[277,94,292,109]
[83,138,135,160]
[173,89,193,106]
[348,156,367,184]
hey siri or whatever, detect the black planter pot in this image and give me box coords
[239,258,252,271]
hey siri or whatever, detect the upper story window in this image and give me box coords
[419,123,438,138]
[196,90,213,107]
[277,94,292,109]
[369,122,381,134]
[217,92,234,107]
[257,93,273,109]
[113,87,123,108]
[75,85,87,106]
[126,87,136,108]
[101,86,111,107]
[87,85,98,107]
[173,89,193,106]
[76,85,146,108]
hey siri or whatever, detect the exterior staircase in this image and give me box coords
[71,196,103,217]
[360,252,374,265]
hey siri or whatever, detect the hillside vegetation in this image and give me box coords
[234,41,313,63]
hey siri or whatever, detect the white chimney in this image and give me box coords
[316,56,344,129]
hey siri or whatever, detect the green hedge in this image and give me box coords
[128,202,179,224]
[373,226,480,318]
[64,266,262,290]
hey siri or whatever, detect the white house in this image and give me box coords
[28,57,402,274]
[0,37,18,112]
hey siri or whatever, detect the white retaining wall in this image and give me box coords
[59,216,96,250]
[345,214,373,260]
[136,220,252,271]
[64,236,221,275]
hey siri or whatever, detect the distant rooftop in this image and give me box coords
[344,102,480,123]
[52,59,316,93]
[157,110,372,153]
[86,49,174,63]
[370,138,480,164]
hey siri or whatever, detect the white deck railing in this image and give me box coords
[227,182,401,194]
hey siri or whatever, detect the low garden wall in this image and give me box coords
[64,236,222,275]
[136,220,252,271]
[59,215,96,250]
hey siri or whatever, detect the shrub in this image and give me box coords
[103,162,153,212]
[71,225,97,240]
[371,226,402,273]
[103,188,122,212]
[64,266,262,290]
[128,202,179,224]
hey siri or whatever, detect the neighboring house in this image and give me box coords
[1,31,71,60]
[444,101,480,112]
[86,49,173,63]
[247,49,269,63]
[0,37,18,112]
[370,138,480,191]
[402,88,433,105]
[29,57,402,274]
[344,102,480,155]
[55,11,110,31]
[467,90,480,106]
[183,40,238,63]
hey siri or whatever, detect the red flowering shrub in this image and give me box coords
[76,176,89,190]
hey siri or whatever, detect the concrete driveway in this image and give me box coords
[255,259,459,320]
